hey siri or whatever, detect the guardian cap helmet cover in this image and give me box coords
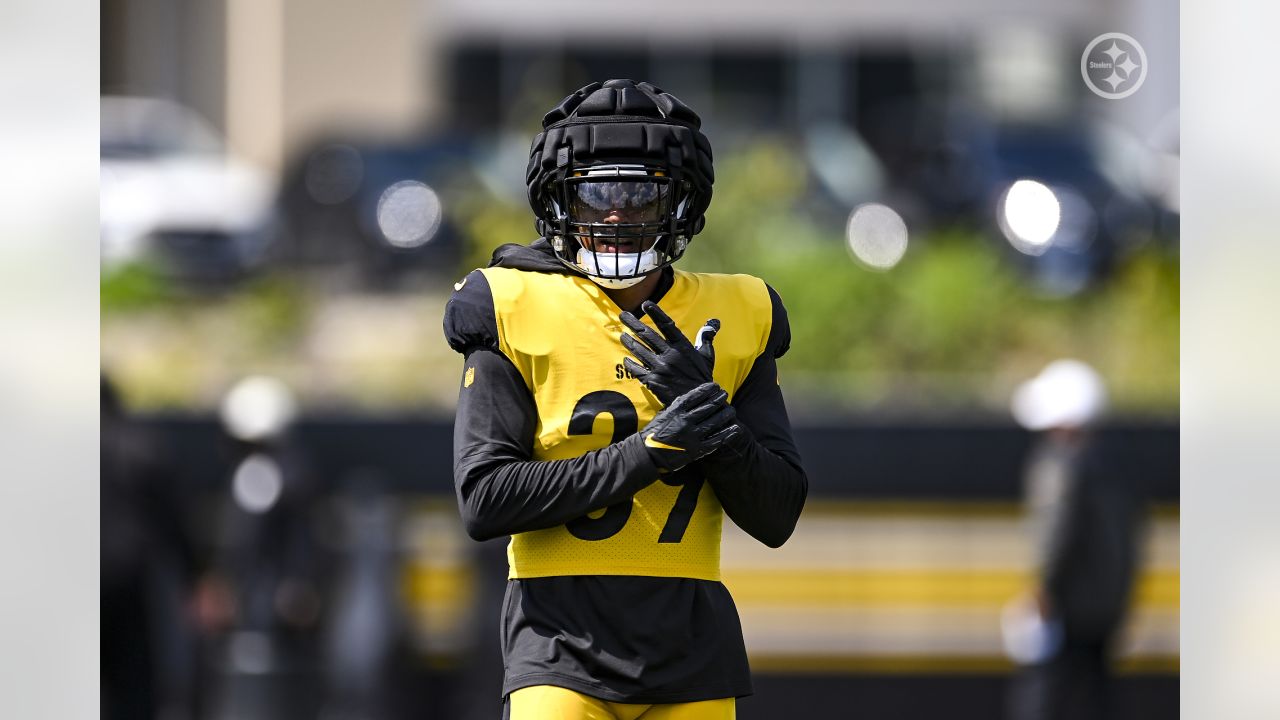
[526,80,715,288]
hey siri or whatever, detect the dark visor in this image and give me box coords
[568,180,671,224]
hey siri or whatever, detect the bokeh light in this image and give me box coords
[998,179,1061,255]
[845,202,909,270]
[304,144,364,205]
[219,375,298,442]
[375,180,443,248]
[231,453,284,514]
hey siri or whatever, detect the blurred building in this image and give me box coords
[101,0,1177,172]
[102,0,433,175]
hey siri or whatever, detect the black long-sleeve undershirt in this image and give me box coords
[451,342,807,547]
[453,348,661,541]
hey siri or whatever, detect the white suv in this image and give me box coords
[100,96,275,278]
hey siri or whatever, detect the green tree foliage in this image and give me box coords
[103,138,1177,414]
[661,139,1177,412]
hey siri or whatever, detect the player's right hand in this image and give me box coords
[638,382,741,471]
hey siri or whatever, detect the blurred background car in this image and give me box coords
[977,120,1158,295]
[270,135,471,291]
[861,98,1165,295]
[100,96,277,286]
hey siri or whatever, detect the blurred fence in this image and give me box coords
[144,416,1178,498]
[136,415,1177,719]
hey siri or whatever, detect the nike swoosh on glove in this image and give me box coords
[620,300,720,407]
[640,382,741,472]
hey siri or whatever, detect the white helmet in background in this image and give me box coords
[1011,359,1108,431]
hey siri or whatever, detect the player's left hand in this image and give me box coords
[620,301,719,406]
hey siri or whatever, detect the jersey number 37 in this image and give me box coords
[564,390,703,544]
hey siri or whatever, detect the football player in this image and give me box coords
[443,79,807,719]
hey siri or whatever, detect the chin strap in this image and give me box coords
[575,246,661,288]
[590,275,647,289]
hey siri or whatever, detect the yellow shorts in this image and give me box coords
[507,685,736,720]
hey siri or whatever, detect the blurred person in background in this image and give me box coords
[205,376,331,720]
[1004,360,1145,720]
[321,471,412,720]
[444,80,807,719]
[101,375,202,720]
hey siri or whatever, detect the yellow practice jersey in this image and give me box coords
[479,267,776,580]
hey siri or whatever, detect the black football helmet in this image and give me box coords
[527,80,715,288]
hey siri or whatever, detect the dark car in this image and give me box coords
[271,134,477,291]
[865,100,1159,293]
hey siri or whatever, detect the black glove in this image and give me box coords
[639,382,741,472]
[620,300,720,407]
